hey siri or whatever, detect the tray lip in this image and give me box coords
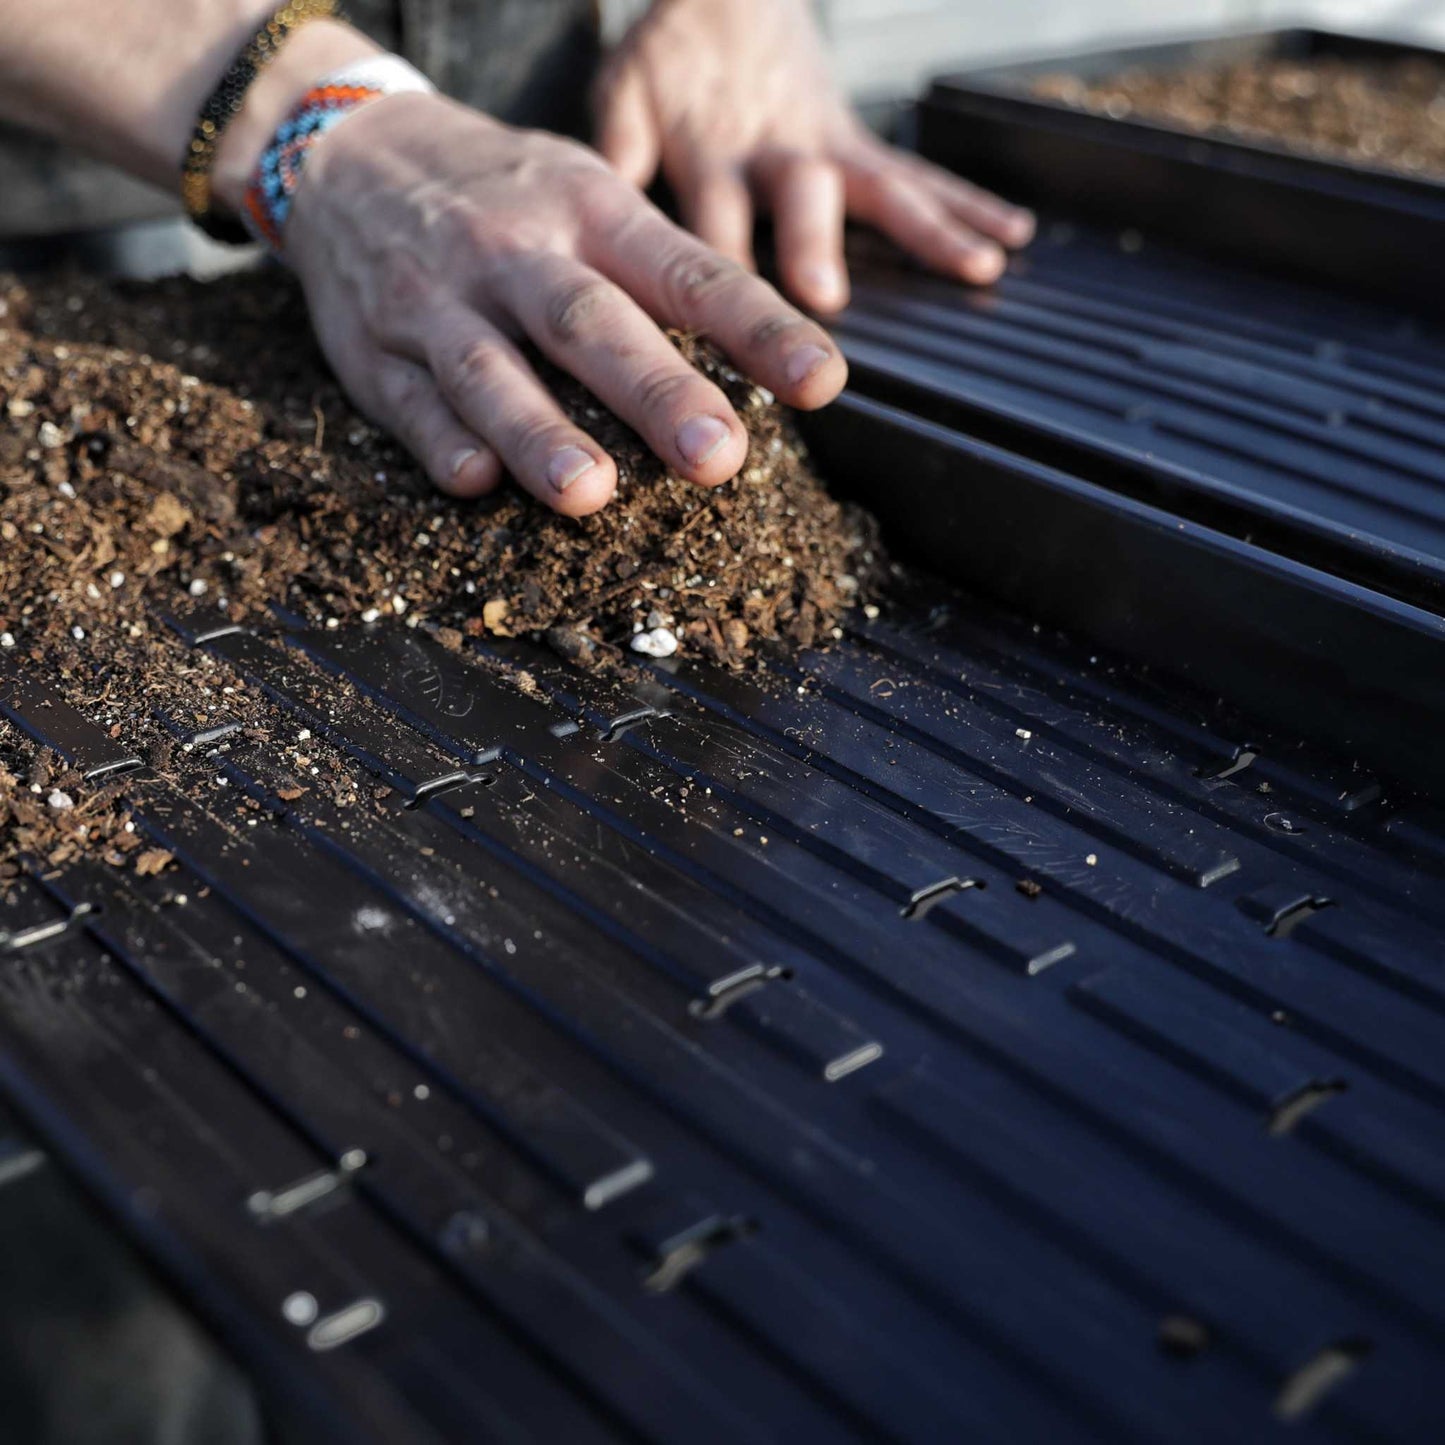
[925,24,1445,201]
[833,330,1445,620]
[825,389,1445,645]
[806,389,1445,793]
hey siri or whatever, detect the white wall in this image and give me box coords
[1293,0,1445,43]
[825,0,1445,98]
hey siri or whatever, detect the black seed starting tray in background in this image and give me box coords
[917,29,1445,314]
[5,576,1445,1443]
[810,222,1445,797]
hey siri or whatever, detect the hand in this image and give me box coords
[271,91,848,515]
[594,0,1035,313]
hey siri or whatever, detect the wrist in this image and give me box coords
[211,18,382,215]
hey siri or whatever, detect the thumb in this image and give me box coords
[594,65,662,191]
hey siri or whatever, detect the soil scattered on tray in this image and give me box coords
[1032,56,1445,179]
[0,268,882,891]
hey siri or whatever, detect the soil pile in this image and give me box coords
[1032,56,1445,179]
[0,268,881,889]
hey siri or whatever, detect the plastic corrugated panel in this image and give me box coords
[4,575,1445,1442]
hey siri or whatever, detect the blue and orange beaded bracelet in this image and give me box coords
[242,55,435,253]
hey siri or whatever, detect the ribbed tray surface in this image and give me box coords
[4,577,1445,1443]
[835,226,1445,609]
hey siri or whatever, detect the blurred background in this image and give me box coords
[824,0,1445,96]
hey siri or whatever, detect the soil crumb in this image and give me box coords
[1032,55,1445,180]
[0,268,882,889]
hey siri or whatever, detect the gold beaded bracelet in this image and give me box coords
[181,0,341,241]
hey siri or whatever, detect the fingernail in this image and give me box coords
[548,446,597,492]
[785,344,832,387]
[966,242,1007,280]
[676,415,731,468]
[802,265,847,310]
[449,447,479,481]
[1012,208,1037,242]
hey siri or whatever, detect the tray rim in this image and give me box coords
[926,25,1445,200]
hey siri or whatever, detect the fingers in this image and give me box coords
[503,254,748,486]
[845,162,1008,285]
[596,212,847,410]
[756,152,848,313]
[898,152,1036,249]
[369,356,503,498]
[309,288,503,499]
[593,64,662,191]
[424,312,619,517]
[681,166,755,270]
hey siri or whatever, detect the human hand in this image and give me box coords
[267,91,848,515]
[594,0,1035,313]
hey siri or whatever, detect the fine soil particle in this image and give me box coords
[0,268,883,889]
[1032,56,1445,179]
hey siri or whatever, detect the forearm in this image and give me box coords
[0,1,377,204]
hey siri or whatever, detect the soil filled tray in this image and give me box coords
[1032,49,1445,183]
[918,29,1445,313]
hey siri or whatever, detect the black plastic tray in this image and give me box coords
[7,580,1445,1442]
[6,212,1445,1441]
[809,222,1445,799]
[917,29,1445,313]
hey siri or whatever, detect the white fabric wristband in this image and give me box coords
[313,53,439,96]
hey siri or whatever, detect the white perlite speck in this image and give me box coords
[47,790,75,810]
[188,579,208,597]
[0,633,14,649]
[630,627,679,658]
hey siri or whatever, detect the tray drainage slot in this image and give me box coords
[644,1215,756,1294]
[307,1298,386,1352]
[248,1148,368,1221]
[902,877,983,921]
[1268,1079,1347,1137]
[0,902,98,956]
[600,706,671,743]
[1195,747,1257,783]
[690,965,788,1021]
[1274,1340,1371,1422]
[1157,1314,1211,1360]
[1267,897,1333,939]
[407,769,496,809]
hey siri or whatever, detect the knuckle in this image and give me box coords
[376,362,427,414]
[633,365,696,416]
[662,249,742,314]
[550,134,605,171]
[576,171,635,226]
[448,338,507,396]
[510,413,570,459]
[787,152,832,184]
[747,312,807,351]
[370,250,434,335]
[544,275,616,344]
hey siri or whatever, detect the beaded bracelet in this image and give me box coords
[183,0,342,242]
[242,55,436,254]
